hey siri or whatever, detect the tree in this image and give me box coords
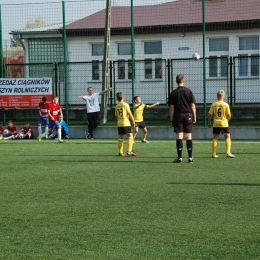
[26,16,45,28]
[9,16,45,47]
[10,38,23,48]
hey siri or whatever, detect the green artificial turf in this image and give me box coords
[0,139,260,259]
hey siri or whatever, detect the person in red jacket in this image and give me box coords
[19,122,34,139]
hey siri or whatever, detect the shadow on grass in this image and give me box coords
[0,141,118,145]
[166,182,260,186]
[44,158,175,164]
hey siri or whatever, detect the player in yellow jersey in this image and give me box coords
[208,90,235,158]
[115,92,137,156]
[133,96,160,143]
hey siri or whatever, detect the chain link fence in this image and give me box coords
[4,56,260,106]
[1,0,260,125]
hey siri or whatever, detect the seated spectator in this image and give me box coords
[18,122,34,139]
[4,120,18,140]
[49,114,69,140]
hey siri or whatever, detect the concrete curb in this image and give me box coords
[29,126,260,140]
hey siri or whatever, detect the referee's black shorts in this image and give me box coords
[173,113,193,133]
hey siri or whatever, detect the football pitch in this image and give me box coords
[1,139,260,259]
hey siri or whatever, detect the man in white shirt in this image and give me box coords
[79,87,112,139]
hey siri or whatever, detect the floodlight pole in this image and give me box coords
[100,0,112,124]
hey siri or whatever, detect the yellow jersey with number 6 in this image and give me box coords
[208,100,230,127]
[115,101,131,127]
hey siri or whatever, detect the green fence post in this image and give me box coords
[229,56,233,106]
[131,0,135,112]
[0,5,3,78]
[62,1,69,125]
[0,5,5,125]
[202,0,207,127]
[167,59,171,102]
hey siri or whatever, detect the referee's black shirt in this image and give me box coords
[168,86,196,114]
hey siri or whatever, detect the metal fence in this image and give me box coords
[1,0,260,113]
[4,56,260,106]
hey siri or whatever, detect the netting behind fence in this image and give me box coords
[1,0,260,109]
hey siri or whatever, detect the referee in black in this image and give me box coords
[168,74,196,163]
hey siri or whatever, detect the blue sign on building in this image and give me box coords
[178,47,190,51]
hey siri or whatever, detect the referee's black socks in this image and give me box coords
[186,139,193,158]
[176,139,183,158]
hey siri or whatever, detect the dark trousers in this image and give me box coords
[61,127,67,138]
[87,112,99,136]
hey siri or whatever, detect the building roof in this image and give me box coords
[10,22,74,38]
[10,0,260,38]
[64,0,260,36]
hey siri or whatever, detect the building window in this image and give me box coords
[128,60,133,80]
[238,37,259,77]
[239,36,259,50]
[144,41,162,54]
[251,55,259,76]
[209,56,218,77]
[92,44,104,56]
[29,38,63,63]
[92,60,100,80]
[117,60,133,80]
[118,43,132,55]
[155,59,162,79]
[209,38,229,52]
[144,59,163,79]
[28,38,63,78]
[220,56,228,77]
[239,55,248,76]
[145,59,152,79]
[118,60,125,80]
[209,56,228,78]
[209,38,229,78]
[239,54,259,77]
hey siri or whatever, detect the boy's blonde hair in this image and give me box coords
[217,90,225,97]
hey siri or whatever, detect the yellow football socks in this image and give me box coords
[127,136,133,152]
[118,138,124,154]
[212,139,218,156]
[226,138,231,154]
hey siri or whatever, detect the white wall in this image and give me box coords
[21,28,260,104]
[67,29,260,61]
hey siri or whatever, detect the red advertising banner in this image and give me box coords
[0,78,53,108]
